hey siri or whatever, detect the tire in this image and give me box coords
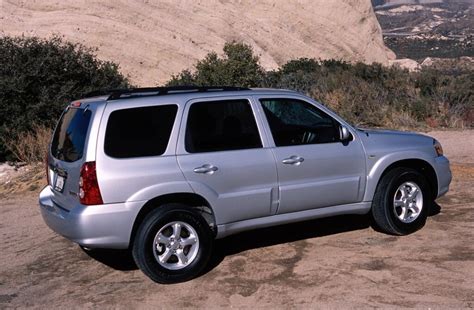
[132,204,213,283]
[371,167,431,235]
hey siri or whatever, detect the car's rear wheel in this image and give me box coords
[132,204,213,283]
[371,167,431,235]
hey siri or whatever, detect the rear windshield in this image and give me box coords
[51,108,92,162]
[104,105,178,158]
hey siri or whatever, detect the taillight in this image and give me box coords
[79,161,103,205]
[45,152,50,186]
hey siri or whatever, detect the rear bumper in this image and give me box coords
[39,186,144,249]
[434,156,452,198]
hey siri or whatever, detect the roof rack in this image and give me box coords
[83,89,125,98]
[84,86,250,100]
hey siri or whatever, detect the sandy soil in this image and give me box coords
[0,130,473,308]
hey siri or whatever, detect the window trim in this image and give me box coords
[178,97,265,154]
[257,97,346,148]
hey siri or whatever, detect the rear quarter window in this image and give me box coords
[104,105,178,158]
[51,108,92,162]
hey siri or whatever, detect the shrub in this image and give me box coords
[280,58,321,74]
[0,35,129,160]
[168,42,264,87]
[1,123,51,164]
[169,45,473,129]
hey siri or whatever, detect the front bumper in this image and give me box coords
[434,156,452,198]
[39,186,144,249]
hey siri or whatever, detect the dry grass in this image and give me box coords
[0,124,50,197]
[1,124,52,164]
[0,164,45,198]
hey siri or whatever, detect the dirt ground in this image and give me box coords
[1,130,473,308]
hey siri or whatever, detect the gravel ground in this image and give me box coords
[0,130,473,308]
[428,130,474,164]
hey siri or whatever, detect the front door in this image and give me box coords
[257,97,366,214]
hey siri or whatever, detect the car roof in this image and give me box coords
[76,87,303,108]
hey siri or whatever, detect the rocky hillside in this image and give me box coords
[1,0,395,85]
[373,0,473,59]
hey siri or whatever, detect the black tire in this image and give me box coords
[371,167,431,235]
[132,204,213,284]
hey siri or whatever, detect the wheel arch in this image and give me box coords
[366,158,438,202]
[129,192,216,248]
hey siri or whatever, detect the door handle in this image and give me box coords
[282,155,304,165]
[193,164,218,174]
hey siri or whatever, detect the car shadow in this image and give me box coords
[203,213,371,276]
[429,201,441,216]
[82,203,442,275]
[81,247,137,271]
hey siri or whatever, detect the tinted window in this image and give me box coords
[185,100,262,153]
[260,98,340,146]
[51,108,92,162]
[105,105,177,158]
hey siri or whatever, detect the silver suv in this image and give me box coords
[39,87,452,283]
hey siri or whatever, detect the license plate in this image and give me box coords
[54,175,65,192]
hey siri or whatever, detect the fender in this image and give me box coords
[363,150,437,201]
[127,180,220,220]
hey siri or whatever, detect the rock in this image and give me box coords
[389,58,421,71]
[1,0,395,85]
[422,57,434,66]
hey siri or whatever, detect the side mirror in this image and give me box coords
[339,125,352,142]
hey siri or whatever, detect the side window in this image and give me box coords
[260,98,340,147]
[104,105,178,158]
[185,99,262,153]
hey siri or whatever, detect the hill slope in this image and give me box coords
[373,0,473,59]
[1,0,395,85]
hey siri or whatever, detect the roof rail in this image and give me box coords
[90,86,251,100]
[83,89,126,98]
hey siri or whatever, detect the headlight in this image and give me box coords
[433,139,443,157]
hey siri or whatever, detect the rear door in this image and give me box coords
[177,97,279,224]
[47,102,100,210]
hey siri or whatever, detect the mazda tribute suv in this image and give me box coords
[39,86,452,283]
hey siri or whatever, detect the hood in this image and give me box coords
[356,128,434,155]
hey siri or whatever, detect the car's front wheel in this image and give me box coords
[132,204,213,283]
[372,167,431,235]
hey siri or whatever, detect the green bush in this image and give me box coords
[168,42,264,87]
[0,36,129,161]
